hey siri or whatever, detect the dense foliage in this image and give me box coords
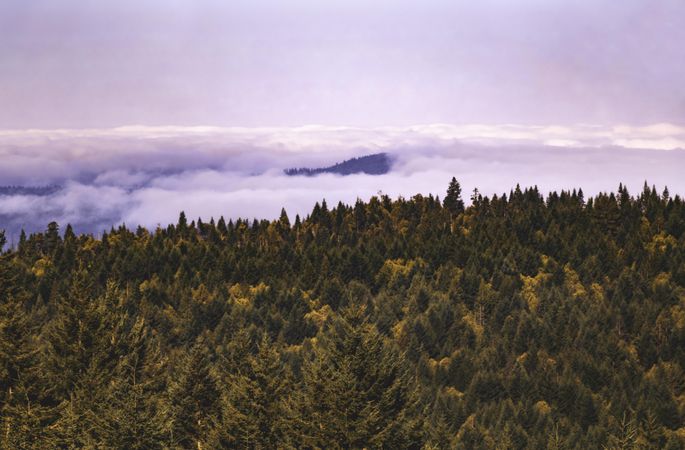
[1,181,685,449]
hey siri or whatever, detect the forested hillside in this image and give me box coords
[284,153,392,176]
[1,179,685,449]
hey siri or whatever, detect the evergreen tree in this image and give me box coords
[444,177,465,215]
[163,339,220,449]
[293,306,423,449]
[211,334,292,448]
[91,318,166,449]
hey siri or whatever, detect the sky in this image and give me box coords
[1,0,684,128]
[1,1,684,244]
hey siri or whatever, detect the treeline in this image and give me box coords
[0,185,61,196]
[284,153,391,176]
[1,180,685,448]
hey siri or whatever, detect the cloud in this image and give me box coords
[2,1,684,128]
[1,124,684,245]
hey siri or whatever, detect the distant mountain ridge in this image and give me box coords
[0,185,62,196]
[284,153,392,176]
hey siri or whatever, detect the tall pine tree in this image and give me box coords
[444,177,465,215]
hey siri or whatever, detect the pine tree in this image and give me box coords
[93,318,166,449]
[46,280,128,447]
[604,412,639,450]
[211,334,292,448]
[34,268,99,406]
[44,221,61,255]
[547,422,565,450]
[279,208,291,228]
[0,285,55,447]
[293,306,423,449]
[444,177,465,215]
[163,339,220,449]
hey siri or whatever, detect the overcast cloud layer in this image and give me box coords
[1,124,684,245]
[1,0,684,127]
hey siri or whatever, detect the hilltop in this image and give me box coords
[284,152,392,176]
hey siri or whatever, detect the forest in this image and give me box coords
[1,178,684,449]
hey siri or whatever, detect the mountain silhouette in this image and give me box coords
[284,153,392,176]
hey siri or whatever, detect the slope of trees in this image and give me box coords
[1,181,685,448]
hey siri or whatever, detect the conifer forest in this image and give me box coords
[1,179,685,449]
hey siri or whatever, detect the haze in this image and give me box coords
[1,0,684,127]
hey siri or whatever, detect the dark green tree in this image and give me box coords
[444,177,465,215]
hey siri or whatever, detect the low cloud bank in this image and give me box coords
[1,124,684,245]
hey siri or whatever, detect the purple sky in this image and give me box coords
[2,1,685,244]
[1,0,684,128]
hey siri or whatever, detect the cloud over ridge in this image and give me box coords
[1,123,684,244]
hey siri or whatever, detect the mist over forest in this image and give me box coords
[3,0,685,447]
[1,124,684,246]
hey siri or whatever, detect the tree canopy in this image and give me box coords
[1,179,685,448]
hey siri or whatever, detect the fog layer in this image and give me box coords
[1,124,684,244]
